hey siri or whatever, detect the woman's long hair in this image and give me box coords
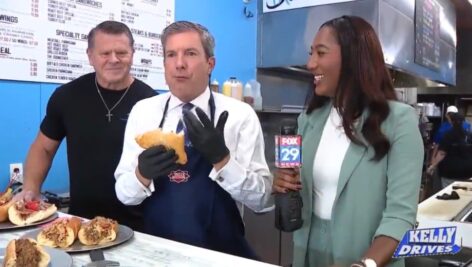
[306,16,397,161]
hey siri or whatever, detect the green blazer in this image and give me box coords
[293,101,424,267]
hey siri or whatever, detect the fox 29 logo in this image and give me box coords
[275,135,302,168]
[393,226,461,258]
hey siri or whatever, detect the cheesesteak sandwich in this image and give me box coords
[37,216,81,248]
[0,188,14,222]
[3,238,50,267]
[78,216,119,245]
[135,128,188,164]
[8,200,57,226]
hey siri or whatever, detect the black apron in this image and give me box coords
[142,92,257,259]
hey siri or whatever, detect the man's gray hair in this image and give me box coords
[88,20,134,49]
[161,21,215,58]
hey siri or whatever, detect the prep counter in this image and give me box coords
[417,180,472,248]
[0,213,279,267]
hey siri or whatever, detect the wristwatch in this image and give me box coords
[361,258,377,267]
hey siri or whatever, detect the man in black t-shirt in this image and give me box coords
[19,21,156,231]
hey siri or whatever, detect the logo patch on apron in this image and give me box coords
[168,170,190,183]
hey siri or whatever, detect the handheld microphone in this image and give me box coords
[274,119,303,232]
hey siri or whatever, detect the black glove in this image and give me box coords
[183,107,229,164]
[138,145,179,180]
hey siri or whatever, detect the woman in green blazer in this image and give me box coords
[273,16,423,267]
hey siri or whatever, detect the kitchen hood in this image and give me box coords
[257,0,457,86]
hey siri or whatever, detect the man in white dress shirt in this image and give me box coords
[114,21,272,259]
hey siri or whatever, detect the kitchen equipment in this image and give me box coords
[418,182,472,221]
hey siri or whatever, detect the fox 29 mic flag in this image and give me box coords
[275,135,302,168]
[393,226,461,258]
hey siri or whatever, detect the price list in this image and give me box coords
[414,0,440,71]
[0,0,173,89]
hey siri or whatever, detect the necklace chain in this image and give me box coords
[95,76,132,122]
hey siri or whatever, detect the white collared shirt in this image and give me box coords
[114,88,273,214]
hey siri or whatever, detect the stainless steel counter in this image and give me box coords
[417,180,472,248]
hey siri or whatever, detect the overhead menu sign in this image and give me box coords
[0,0,174,89]
[414,0,440,71]
[263,0,356,13]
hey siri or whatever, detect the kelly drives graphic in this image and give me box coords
[393,226,461,258]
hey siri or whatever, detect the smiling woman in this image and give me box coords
[273,15,424,267]
[307,26,342,98]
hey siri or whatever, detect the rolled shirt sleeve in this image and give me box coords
[374,105,424,241]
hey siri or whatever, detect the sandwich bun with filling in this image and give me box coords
[8,200,57,226]
[3,238,50,267]
[0,188,14,222]
[37,216,82,248]
[135,128,187,164]
[78,216,119,246]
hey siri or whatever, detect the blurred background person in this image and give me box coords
[433,105,471,146]
[427,112,472,188]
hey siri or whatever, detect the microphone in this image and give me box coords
[274,119,303,232]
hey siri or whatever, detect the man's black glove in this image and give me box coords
[138,145,179,180]
[183,107,229,164]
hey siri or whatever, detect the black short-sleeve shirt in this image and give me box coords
[438,130,472,179]
[41,73,156,230]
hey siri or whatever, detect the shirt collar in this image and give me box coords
[168,87,211,112]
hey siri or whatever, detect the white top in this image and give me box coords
[312,107,351,219]
[115,88,273,214]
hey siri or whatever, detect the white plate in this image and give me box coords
[22,224,134,253]
[0,246,72,267]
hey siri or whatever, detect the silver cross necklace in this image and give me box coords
[95,76,132,122]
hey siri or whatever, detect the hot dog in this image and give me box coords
[78,216,119,246]
[37,217,81,248]
[135,128,188,164]
[3,238,50,267]
[0,188,14,222]
[8,200,57,226]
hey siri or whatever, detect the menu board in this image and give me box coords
[262,0,356,13]
[414,0,440,71]
[0,0,174,89]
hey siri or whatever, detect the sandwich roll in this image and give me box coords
[0,188,14,222]
[135,128,188,164]
[37,216,82,248]
[78,216,119,246]
[3,238,50,267]
[8,200,57,226]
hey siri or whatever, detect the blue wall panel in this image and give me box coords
[0,81,40,189]
[175,0,258,84]
[0,0,257,193]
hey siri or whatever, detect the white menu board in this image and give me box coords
[262,0,356,13]
[0,0,174,89]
